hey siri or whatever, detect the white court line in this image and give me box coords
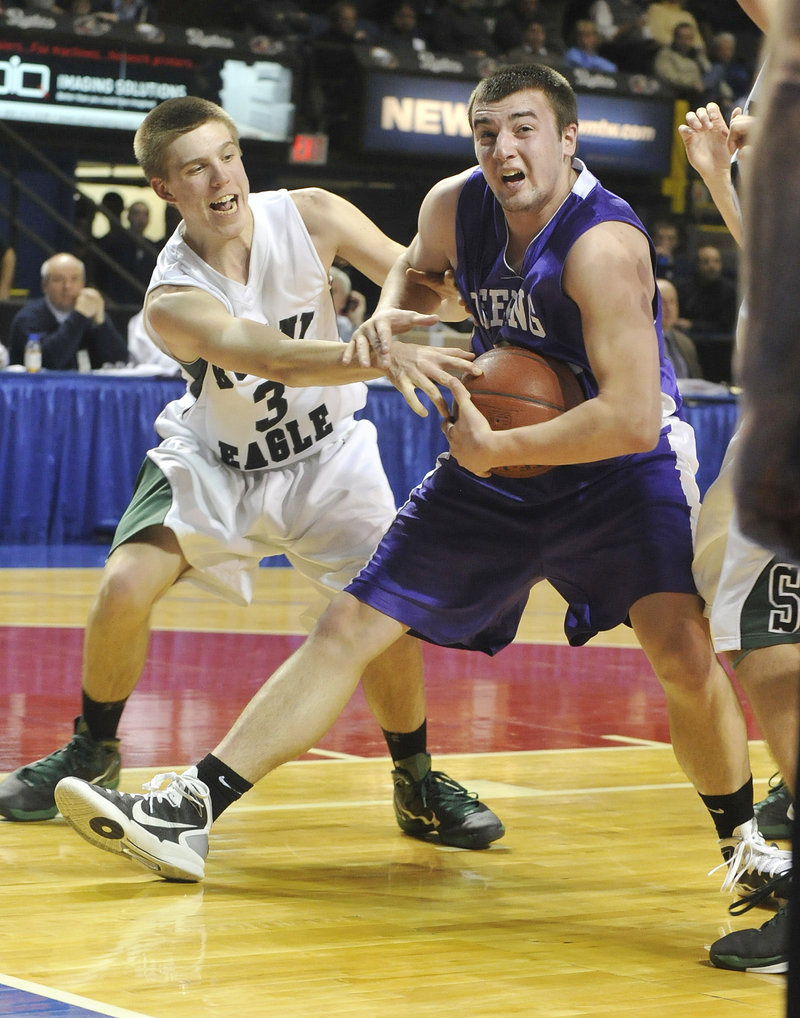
[230,779,697,814]
[601,734,672,747]
[0,971,154,1018]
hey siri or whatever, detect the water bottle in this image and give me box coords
[24,334,42,373]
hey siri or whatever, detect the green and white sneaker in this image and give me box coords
[709,903,790,973]
[754,774,794,841]
[392,753,505,850]
[0,718,120,821]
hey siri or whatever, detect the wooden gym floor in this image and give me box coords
[0,557,788,1018]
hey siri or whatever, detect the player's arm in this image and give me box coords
[145,284,384,386]
[678,103,744,246]
[447,222,661,476]
[736,0,775,32]
[145,284,473,417]
[292,186,465,319]
[349,170,473,366]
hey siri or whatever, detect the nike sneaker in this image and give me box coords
[754,774,794,841]
[709,903,790,973]
[392,753,505,849]
[712,817,792,907]
[54,768,210,882]
[0,717,120,822]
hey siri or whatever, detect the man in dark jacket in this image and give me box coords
[8,252,127,370]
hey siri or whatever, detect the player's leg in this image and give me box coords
[630,591,751,795]
[54,593,406,880]
[362,636,505,849]
[285,420,505,848]
[0,525,187,821]
[82,526,189,703]
[630,593,791,915]
[730,643,799,796]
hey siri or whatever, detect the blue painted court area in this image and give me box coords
[0,544,289,569]
[0,544,112,568]
[0,978,151,1017]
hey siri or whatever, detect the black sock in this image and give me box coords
[700,776,754,840]
[81,693,127,742]
[382,720,427,764]
[195,753,252,821]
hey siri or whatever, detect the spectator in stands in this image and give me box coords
[588,0,659,74]
[329,264,366,342]
[240,1,312,41]
[657,277,703,379]
[95,193,157,306]
[676,244,738,341]
[653,20,711,100]
[126,310,180,375]
[0,236,16,301]
[564,18,618,72]
[651,216,690,281]
[311,2,380,137]
[502,19,563,67]
[646,0,704,51]
[380,1,428,58]
[123,200,158,293]
[493,0,544,55]
[93,0,152,21]
[8,253,127,371]
[703,31,752,114]
[315,0,379,45]
[425,0,496,57]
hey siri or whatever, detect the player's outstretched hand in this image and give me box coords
[444,376,495,477]
[388,344,480,419]
[344,309,440,370]
[677,102,731,179]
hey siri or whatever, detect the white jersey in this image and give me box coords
[147,190,367,471]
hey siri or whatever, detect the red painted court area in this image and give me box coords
[0,625,760,771]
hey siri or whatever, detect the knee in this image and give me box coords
[651,638,719,697]
[92,553,160,621]
[310,593,403,666]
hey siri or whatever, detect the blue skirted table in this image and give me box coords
[0,372,739,544]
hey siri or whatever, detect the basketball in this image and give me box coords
[461,346,585,477]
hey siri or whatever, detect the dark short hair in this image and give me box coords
[467,63,578,134]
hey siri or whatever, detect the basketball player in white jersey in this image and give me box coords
[0,96,505,853]
[679,0,797,973]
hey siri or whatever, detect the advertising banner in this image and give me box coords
[361,67,674,176]
[0,9,295,141]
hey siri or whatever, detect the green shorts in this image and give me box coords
[111,456,173,553]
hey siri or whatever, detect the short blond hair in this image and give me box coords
[134,96,240,180]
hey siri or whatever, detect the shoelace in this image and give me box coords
[140,772,207,816]
[422,771,481,813]
[710,830,792,893]
[729,871,792,916]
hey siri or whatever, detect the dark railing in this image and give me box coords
[0,120,157,305]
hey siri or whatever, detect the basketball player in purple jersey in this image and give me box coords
[54,68,785,949]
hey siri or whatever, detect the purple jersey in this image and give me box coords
[455,158,682,412]
[346,160,700,652]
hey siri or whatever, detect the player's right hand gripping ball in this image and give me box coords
[462,345,584,477]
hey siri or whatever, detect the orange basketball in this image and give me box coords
[462,346,585,477]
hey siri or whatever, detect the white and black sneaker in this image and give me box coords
[712,817,792,907]
[54,769,211,882]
